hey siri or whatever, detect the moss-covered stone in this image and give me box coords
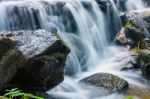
[137,50,150,79]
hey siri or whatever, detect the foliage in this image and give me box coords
[3,88,44,99]
[124,21,133,29]
[123,96,134,99]
[129,47,139,54]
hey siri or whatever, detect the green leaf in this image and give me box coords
[123,96,134,99]
[23,93,44,99]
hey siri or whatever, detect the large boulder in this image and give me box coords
[137,50,150,79]
[0,30,70,93]
[80,73,129,93]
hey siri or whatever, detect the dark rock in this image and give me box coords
[0,30,70,93]
[6,5,41,31]
[120,11,150,37]
[80,73,129,93]
[121,67,134,71]
[113,0,127,12]
[137,50,150,79]
[95,0,111,12]
[119,11,150,47]
[143,0,150,7]
[125,27,146,47]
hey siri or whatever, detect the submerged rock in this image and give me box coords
[0,30,70,93]
[80,73,129,93]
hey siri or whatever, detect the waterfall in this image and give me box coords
[125,0,146,11]
[115,0,146,12]
[0,0,121,75]
[0,0,149,99]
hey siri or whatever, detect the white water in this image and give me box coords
[0,0,149,99]
[125,0,146,11]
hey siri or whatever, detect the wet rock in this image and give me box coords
[116,28,128,45]
[6,5,41,31]
[143,0,150,6]
[80,73,129,93]
[119,11,150,47]
[120,11,150,37]
[125,27,146,47]
[0,30,70,93]
[96,0,110,12]
[113,0,127,12]
[137,50,150,79]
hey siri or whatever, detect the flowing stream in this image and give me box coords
[0,0,149,99]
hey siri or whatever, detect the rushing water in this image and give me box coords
[125,0,146,11]
[115,0,147,12]
[0,0,149,99]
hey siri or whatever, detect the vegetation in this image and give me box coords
[123,96,134,99]
[124,21,133,29]
[2,88,44,99]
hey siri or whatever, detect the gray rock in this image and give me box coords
[80,73,129,93]
[120,11,150,37]
[0,30,70,93]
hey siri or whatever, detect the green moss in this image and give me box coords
[124,21,133,29]
[124,21,142,33]
[123,96,134,99]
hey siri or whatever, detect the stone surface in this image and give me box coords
[0,30,70,93]
[80,73,129,92]
[137,50,150,79]
[116,28,128,45]
[120,11,150,36]
[119,11,150,47]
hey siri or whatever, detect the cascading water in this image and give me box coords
[125,0,146,11]
[0,0,149,99]
[115,0,147,12]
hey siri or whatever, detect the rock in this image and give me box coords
[5,5,41,31]
[125,26,146,47]
[136,38,150,50]
[120,11,150,37]
[119,11,150,47]
[0,30,70,93]
[80,73,129,93]
[143,0,150,6]
[137,50,150,79]
[116,28,128,45]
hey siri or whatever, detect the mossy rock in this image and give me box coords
[137,50,150,79]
